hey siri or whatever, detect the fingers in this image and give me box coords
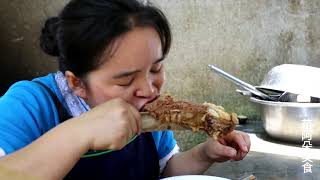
[115,99,141,135]
[84,98,144,151]
[243,132,251,152]
[227,131,251,161]
[218,138,227,146]
[238,132,251,160]
[127,104,142,134]
[206,140,237,162]
[225,131,249,153]
[222,146,237,159]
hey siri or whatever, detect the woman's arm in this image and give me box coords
[0,98,141,180]
[163,131,250,177]
[162,142,214,176]
[0,117,89,180]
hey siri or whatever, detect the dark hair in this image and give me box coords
[40,0,171,78]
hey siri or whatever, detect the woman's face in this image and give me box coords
[78,27,165,110]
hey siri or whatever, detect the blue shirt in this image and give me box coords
[0,73,177,160]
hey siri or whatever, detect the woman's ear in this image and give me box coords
[65,71,87,99]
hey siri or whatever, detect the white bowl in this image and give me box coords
[161,175,230,180]
[256,64,320,98]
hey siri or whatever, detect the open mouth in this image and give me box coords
[140,95,160,112]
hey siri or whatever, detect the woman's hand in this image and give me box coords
[200,130,251,163]
[162,130,250,176]
[74,98,141,151]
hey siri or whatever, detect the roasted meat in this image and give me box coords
[141,95,238,139]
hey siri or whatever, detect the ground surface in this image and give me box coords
[174,120,320,180]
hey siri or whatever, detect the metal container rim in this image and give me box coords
[250,97,320,107]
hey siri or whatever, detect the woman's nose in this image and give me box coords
[135,78,156,98]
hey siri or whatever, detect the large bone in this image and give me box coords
[141,95,238,139]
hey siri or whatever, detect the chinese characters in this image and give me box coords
[301,119,313,174]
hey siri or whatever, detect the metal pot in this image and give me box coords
[250,97,320,144]
[256,64,320,98]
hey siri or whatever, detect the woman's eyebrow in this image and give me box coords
[113,70,140,79]
[154,57,164,64]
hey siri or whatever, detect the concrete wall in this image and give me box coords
[152,0,320,118]
[1,0,320,118]
[0,0,67,94]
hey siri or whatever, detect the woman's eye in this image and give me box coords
[117,79,134,87]
[118,82,131,87]
[118,81,132,87]
[151,64,162,73]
